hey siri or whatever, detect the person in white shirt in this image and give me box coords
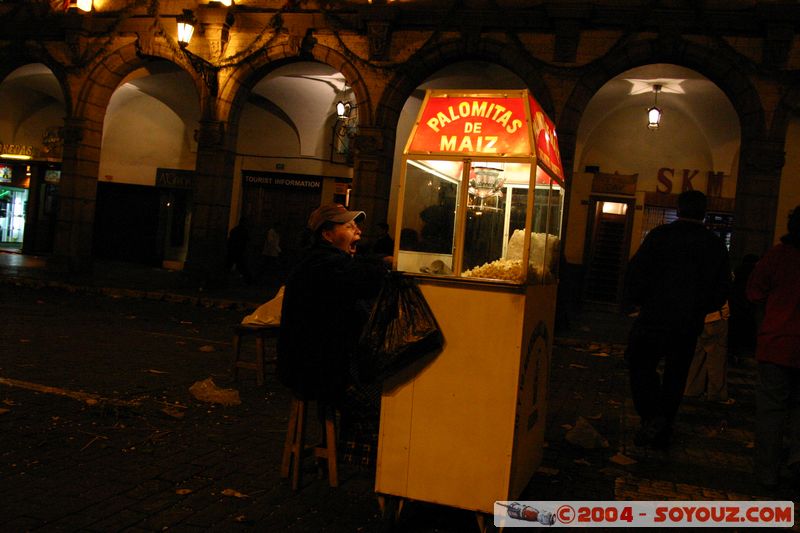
[684,301,733,403]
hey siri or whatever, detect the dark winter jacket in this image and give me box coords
[277,242,387,403]
[623,219,731,335]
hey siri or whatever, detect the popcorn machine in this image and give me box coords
[376,89,566,525]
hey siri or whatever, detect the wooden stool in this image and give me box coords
[280,397,338,490]
[231,324,278,386]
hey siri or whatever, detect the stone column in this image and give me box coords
[196,3,234,63]
[349,126,394,225]
[51,117,100,273]
[731,137,786,263]
[183,119,236,283]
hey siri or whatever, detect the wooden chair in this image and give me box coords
[231,324,278,386]
[280,396,338,490]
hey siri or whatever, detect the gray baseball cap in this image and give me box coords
[307,203,366,231]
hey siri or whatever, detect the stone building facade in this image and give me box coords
[1,0,799,281]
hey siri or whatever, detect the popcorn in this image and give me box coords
[461,231,561,283]
[462,259,525,282]
[459,231,562,283]
[461,258,556,284]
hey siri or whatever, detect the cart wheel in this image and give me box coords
[377,494,402,531]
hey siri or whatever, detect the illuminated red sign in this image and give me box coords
[528,95,564,181]
[407,92,564,182]
[408,96,530,157]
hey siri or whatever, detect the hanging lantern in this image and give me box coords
[647,84,662,130]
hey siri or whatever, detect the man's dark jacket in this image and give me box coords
[277,242,386,403]
[624,219,731,335]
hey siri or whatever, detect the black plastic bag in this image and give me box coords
[357,274,443,383]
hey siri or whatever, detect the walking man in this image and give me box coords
[623,190,730,448]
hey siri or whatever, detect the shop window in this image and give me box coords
[641,206,677,241]
[641,206,732,249]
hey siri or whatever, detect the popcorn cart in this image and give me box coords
[375,89,565,528]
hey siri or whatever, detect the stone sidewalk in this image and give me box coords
[0,253,798,531]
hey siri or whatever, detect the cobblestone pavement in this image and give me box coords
[1,283,385,533]
[1,255,798,531]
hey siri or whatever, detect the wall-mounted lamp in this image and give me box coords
[68,0,92,12]
[175,4,234,96]
[176,9,197,48]
[647,84,662,130]
[332,86,357,162]
[336,100,353,120]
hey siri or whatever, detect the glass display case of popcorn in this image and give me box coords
[394,95,563,285]
[376,90,566,521]
[396,159,562,284]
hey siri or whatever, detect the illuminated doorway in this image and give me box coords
[583,197,634,303]
[0,164,30,251]
[0,187,28,250]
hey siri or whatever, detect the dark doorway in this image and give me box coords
[582,196,634,304]
[94,182,161,266]
[20,163,60,255]
[241,181,322,268]
[158,187,191,265]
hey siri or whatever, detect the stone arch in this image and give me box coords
[218,42,372,130]
[0,45,72,114]
[52,38,208,270]
[73,39,207,125]
[376,36,554,136]
[558,36,766,184]
[560,35,772,261]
